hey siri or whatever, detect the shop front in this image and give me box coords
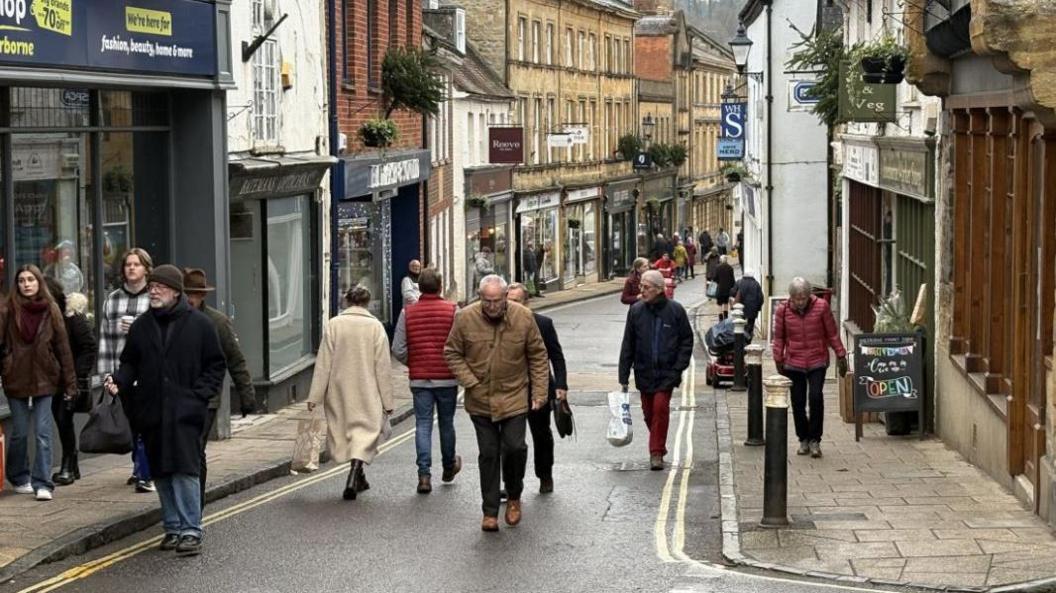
[605,178,639,277]
[0,3,232,427]
[229,157,334,413]
[516,191,561,292]
[336,150,431,326]
[640,173,676,256]
[561,186,601,287]
[465,166,515,298]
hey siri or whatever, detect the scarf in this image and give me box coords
[19,299,49,343]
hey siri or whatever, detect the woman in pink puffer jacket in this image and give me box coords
[772,277,847,459]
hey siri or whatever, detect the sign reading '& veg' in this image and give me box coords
[0,0,216,77]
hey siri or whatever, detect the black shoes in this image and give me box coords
[539,478,554,494]
[159,534,180,551]
[175,535,202,557]
[344,460,368,500]
[441,455,462,483]
[52,455,80,486]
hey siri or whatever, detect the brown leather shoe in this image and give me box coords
[417,475,432,494]
[481,516,499,532]
[650,454,664,471]
[505,499,522,526]
[441,455,462,483]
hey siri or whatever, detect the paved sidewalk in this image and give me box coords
[696,311,1056,591]
[0,276,623,584]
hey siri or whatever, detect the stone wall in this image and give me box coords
[459,0,510,78]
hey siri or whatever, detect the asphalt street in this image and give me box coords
[1,276,916,593]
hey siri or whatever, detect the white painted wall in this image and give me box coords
[743,0,830,297]
[227,0,331,320]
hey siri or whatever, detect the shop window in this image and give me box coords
[252,0,280,145]
[266,195,312,375]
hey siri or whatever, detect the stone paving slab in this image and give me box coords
[696,303,1056,591]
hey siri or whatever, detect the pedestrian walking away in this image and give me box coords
[507,283,567,494]
[731,269,764,338]
[672,239,688,283]
[712,255,737,320]
[183,268,256,510]
[685,236,697,279]
[698,229,713,257]
[2,265,78,501]
[621,258,650,305]
[771,277,848,459]
[522,242,541,297]
[401,259,422,306]
[307,285,395,501]
[391,268,462,495]
[444,275,549,532]
[43,277,96,487]
[715,228,730,255]
[98,247,156,493]
[618,270,694,471]
[107,264,227,557]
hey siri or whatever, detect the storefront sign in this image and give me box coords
[641,175,674,202]
[606,180,638,213]
[547,133,573,148]
[0,0,218,77]
[488,127,523,164]
[717,138,744,160]
[878,144,932,200]
[719,102,746,161]
[852,333,925,439]
[565,125,589,145]
[632,151,652,169]
[343,150,431,197]
[788,80,819,111]
[231,167,329,200]
[466,166,512,197]
[565,186,600,204]
[515,191,560,214]
[369,159,421,190]
[844,140,880,187]
[838,62,896,123]
[12,141,63,181]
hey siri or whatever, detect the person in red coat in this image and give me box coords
[621,258,650,305]
[391,268,462,494]
[652,253,674,273]
[772,277,848,459]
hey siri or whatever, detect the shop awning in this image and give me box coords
[229,155,338,200]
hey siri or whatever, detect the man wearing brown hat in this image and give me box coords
[105,264,227,557]
[183,267,256,509]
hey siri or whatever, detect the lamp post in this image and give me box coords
[641,113,655,148]
[729,22,752,73]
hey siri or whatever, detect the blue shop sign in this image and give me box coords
[0,0,217,77]
[717,138,744,160]
[720,102,746,140]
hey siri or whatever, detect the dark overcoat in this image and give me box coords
[115,297,227,477]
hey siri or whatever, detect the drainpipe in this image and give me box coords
[764,1,774,296]
[327,0,340,316]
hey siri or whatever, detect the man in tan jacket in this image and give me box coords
[444,274,549,532]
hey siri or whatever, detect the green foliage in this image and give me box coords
[359,118,399,147]
[720,163,748,181]
[382,47,445,118]
[785,25,844,129]
[648,143,673,168]
[466,196,488,209]
[617,134,643,161]
[851,34,907,68]
[873,289,916,333]
[668,143,687,167]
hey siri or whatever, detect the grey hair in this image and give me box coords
[478,274,508,292]
[788,276,812,296]
[641,270,664,288]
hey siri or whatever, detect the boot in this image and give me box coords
[52,454,78,486]
[351,460,369,493]
[343,462,359,500]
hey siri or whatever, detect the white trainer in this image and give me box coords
[35,489,53,501]
[14,483,34,495]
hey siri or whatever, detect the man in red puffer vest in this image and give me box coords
[392,268,462,494]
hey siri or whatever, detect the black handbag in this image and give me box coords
[79,391,133,454]
[553,398,575,439]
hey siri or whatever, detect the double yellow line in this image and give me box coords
[655,353,697,563]
[17,428,416,593]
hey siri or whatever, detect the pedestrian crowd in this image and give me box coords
[4,247,256,558]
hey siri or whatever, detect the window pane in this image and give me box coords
[267,195,312,374]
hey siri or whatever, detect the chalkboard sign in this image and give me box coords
[852,332,925,440]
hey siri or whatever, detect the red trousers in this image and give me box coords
[640,391,672,456]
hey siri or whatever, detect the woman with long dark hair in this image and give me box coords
[2,265,77,501]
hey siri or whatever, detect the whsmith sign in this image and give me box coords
[0,0,217,77]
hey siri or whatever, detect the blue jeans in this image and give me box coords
[156,474,202,538]
[6,396,54,492]
[412,386,458,476]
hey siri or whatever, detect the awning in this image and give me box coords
[229,155,337,201]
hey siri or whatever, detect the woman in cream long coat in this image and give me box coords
[307,285,394,500]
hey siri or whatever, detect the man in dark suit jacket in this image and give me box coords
[507,283,567,493]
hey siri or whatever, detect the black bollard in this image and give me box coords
[744,344,765,446]
[760,374,792,528]
[731,312,747,392]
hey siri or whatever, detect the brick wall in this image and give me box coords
[635,35,672,82]
[334,0,425,153]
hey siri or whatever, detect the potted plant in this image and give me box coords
[721,163,748,183]
[359,118,398,148]
[648,143,673,168]
[668,144,688,168]
[466,196,488,209]
[617,134,643,161]
[852,34,907,84]
[381,46,445,118]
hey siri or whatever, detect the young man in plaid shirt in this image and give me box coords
[98,248,154,492]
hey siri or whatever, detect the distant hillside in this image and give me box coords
[677,0,741,42]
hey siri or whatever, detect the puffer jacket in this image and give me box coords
[0,301,77,399]
[404,294,457,380]
[772,296,847,371]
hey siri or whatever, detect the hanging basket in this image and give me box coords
[860,56,905,85]
[725,171,741,183]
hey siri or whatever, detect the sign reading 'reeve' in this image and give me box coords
[0,0,217,77]
[488,127,524,164]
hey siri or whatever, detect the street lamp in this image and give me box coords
[728,22,763,84]
[641,113,655,143]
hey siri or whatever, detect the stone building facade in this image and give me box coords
[688,28,735,243]
[905,0,1056,525]
[459,0,638,290]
